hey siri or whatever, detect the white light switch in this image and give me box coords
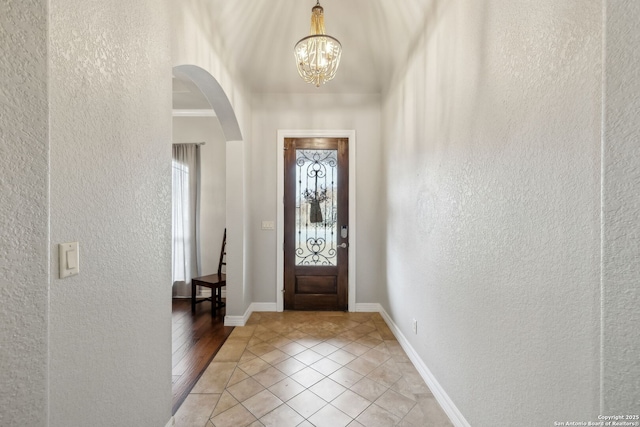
[261,221,275,230]
[59,242,79,278]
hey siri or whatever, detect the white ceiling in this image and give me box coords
[180,0,433,96]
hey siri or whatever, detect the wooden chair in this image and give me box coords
[191,229,226,316]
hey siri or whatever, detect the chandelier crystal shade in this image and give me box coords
[294,1,342,87]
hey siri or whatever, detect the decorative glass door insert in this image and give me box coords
[295,149,338,266]
[284,137,348,311]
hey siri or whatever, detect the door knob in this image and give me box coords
[338,243,348,249]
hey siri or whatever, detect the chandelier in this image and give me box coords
[294,0,342,87]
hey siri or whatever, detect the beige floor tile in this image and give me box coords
[268,377,305,402]
[396,361,419,375]
[391,352,412,364]
[310,357,342,376]
[174,393,220,427]
[327,349,358,366]
[342,342,370,357]
[273,357,306,376]
[258,404,304,427]
[227,368,250,387]
[324,337,353,348]
[176,311,452,427]
[226,377,265,402]
[248,342,277,357]
[401,369,432,394]
[329,367,364,389]
[376,328,396,341]
[252,366,287,388]
[229,325,256,339]
[238,357,271,376]
[238,350,258,364]
[397,403,428,427]
[256,330,280,341]
[210,403,257,427]
[265,336,293,349]
[279,341,307,356]
[260,349,289,365]
[296,336,323,348]
[372,342,390,355]
[367,330,384,340]
[345,356,380,376]
[391,377,421,401]
[311,342,339,356]
[289,366,325,388]
[356,335,384,348]
[351,324,376,335]
[309,377,347,402]
[331,389,372,418]
[360,348,391,365]
[293,348,324,365]
[355,404,400,427]
[350,377,389,402]
[247,336,263,347]
[374,389,416,419]
[383,340,405,355]
[192,362,236,394]
[241,389,283,419]
[211,391,239,418]
[283,330,309,340]
[214,341,248,362]
[338,329,367,341]
[367,363,403,388]
[287,389,327,418]
[308,404,353,427]
[415,395,454,426]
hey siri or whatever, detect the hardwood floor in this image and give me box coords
[171,298,233,415]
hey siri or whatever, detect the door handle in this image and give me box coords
[338,243,349,249]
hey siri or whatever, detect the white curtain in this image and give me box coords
[172,144,201,288]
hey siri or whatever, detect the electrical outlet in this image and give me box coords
[412,318,417,334]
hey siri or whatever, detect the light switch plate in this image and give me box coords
[261,220,275,230]
[59,242,79,278]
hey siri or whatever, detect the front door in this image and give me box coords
[284,137,349,311]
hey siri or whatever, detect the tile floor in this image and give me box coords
[174,311,453,427]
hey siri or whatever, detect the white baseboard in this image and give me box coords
[251,302,277,312]
[354,303,383,312]
[224,302,277,326]
[165,416,175,427]
[378,308,471,427]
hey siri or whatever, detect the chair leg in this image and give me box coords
[191,282,196,314]
[211,286,216,317]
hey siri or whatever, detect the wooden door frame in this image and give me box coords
[276,130,356,312]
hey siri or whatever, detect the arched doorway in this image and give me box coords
[171,65,245,414]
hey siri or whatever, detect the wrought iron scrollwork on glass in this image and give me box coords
[295,150,338,266]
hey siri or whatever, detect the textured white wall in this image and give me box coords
[172,117,226,297]
[381,1,601,424]
[48,0,172,425]
[0,1,48,425]
[250,93,383,305]
[602,0,640,414]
